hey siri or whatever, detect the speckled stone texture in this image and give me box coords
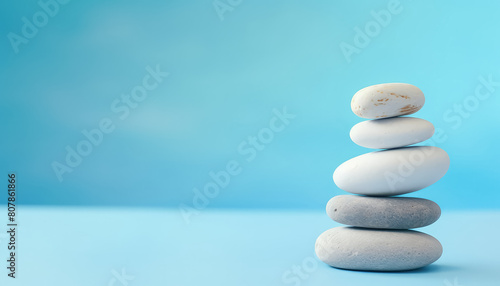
[315,227,443,271]
[350,83,425,119]
[327,195,441,229]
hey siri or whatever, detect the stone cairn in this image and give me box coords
[315,83,450,271]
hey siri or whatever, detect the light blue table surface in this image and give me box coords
[1,207,498,286]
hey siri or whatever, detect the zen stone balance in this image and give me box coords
[315,83,449,271]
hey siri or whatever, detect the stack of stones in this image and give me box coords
[315,83,450,271]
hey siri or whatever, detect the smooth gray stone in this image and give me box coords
[327,195,441,229]
[315,227,442,271]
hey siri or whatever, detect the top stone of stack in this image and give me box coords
[351,83,425,119]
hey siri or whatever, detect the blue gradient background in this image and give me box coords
[1,0,499,210]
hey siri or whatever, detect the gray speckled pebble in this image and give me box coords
[315,227,442,271]
[327,195,440,229]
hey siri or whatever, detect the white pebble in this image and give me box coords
[351,83,425,119]
[350,117,434,149]
[333,146,450,196]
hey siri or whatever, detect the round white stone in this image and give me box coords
[315,227,442,271]
[351,83,425,119]
[350,117,434,149]
[333,146,450,196]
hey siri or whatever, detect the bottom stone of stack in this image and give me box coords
[315,227,442,271]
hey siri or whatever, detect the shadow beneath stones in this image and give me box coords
[331,263,463,274]
[398,264,463,274]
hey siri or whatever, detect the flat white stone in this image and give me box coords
[350,117,434,149]
[351,83,425,119]
[333,146,450,196]
[315,227,442,271]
